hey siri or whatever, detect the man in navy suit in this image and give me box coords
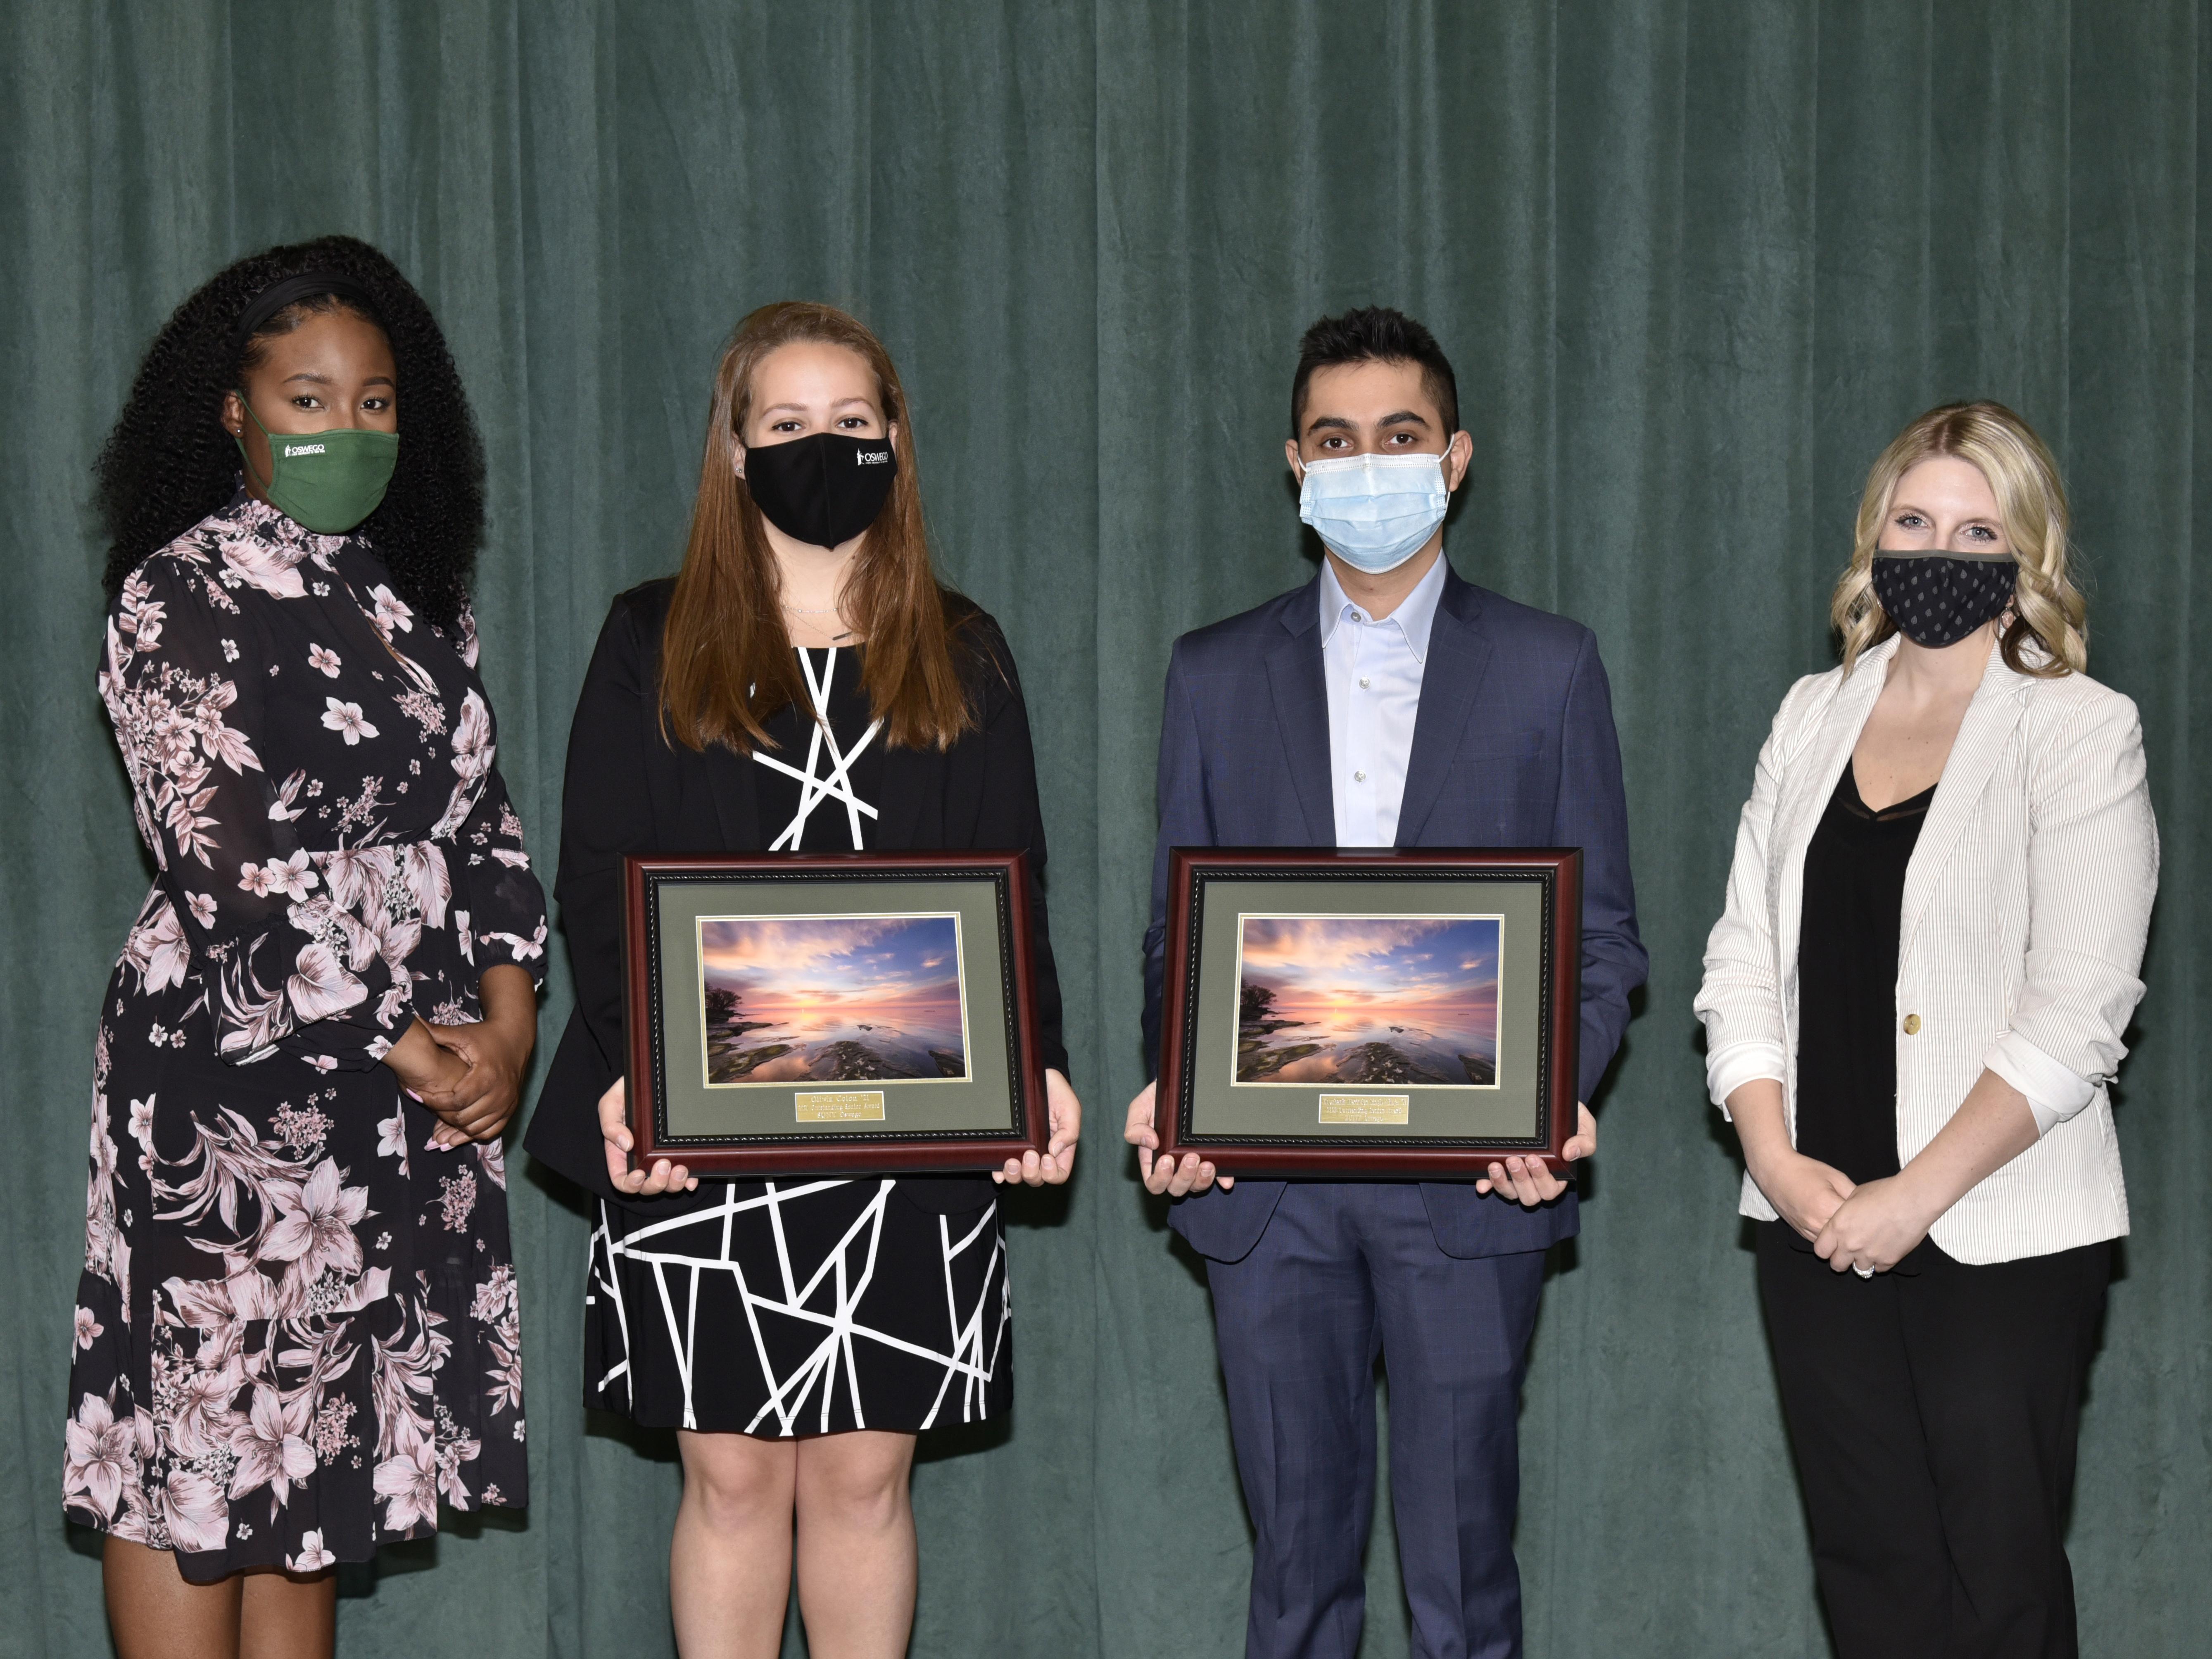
[1124,308,1644,1659]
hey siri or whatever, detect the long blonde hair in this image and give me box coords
[659,302,974,753]
[1831,401,2087,677]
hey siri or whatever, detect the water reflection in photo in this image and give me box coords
[1234,914,1500,1087]
[696,913,969,1086]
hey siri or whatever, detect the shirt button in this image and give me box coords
[1354,770,1367,782]
[1903,1014,1921,1035]
[1359,676,1371,689]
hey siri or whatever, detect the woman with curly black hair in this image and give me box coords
[66,235,544,1659]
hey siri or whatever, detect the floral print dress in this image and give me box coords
[64,492,546,1582]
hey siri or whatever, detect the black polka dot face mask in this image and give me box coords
[1869,551,2017,648]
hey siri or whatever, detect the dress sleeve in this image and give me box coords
[969,622,1071,1078]
[101,557,411,1070]
[442,608,549,993]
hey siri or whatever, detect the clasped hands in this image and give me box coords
[383,964,537,1151]
[595,1069,1085,1198]
[1123,1081,1599,1206]
[1753,1148,1941,1275]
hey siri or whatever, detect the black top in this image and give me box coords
[1794,761,1936,1187]
[523,580,1068,1211]
[752,645,886,851]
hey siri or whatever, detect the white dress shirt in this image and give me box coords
[1319,554,1446,848]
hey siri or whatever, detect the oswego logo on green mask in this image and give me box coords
[234,397,398,534]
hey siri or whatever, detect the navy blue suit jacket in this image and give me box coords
[1142,562,1646,1263]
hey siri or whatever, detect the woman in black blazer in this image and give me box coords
[525,302,1079,1658]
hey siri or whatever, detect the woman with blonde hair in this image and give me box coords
[525,302,1079,1657]
[1696,401,2155,1657]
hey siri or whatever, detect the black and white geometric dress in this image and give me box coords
[582,646,1012,1435]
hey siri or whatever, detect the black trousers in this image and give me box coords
[1756,1222,2110,1659]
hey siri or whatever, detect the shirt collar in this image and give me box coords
[1317,553,1447,663]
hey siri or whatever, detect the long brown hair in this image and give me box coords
[1832,401,2087,679]
[660,302,974,752]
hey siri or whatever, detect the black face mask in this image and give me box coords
[1870,551,2017,648]
[741,431,898,549]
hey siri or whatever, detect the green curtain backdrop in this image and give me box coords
[3,4,2205,1655]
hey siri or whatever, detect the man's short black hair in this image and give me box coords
[1290,306,1460,440]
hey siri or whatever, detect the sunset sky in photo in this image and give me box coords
[701,915,963,1012]
[1238,915,1500,1015]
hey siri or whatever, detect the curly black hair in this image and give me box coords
[95,234,485,627]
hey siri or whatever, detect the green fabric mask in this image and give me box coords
[234,397,399,534]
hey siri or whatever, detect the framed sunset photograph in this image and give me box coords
[622,853,1048,1175]
[1158,849,1582,1175]
[1232,914,1502,1089]
[697,913,972,1088]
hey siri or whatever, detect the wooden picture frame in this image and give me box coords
[1157,847,1581,1176]
[623,851,1048,1175]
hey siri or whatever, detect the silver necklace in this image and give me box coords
[782,598,853,641]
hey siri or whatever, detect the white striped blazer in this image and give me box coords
[1694,634,2158,1264]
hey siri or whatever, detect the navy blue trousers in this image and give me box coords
[1204,1182,1548,1659]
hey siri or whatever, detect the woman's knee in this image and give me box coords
[678,1433,796,1533]
[795,1433,914,1531]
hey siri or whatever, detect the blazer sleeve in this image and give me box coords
[523,597,657,1200]
[1695,674,1821,1115]
[1141,638,1214,1078]
[968,621,1071,1078]
[557,600,657,1075]
[1983,686,2158,1131]
[1553,629,1649,1103]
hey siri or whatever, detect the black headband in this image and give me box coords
[230,270,381,359]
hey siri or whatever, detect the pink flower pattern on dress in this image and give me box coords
[122,896,191,993]
[321,698,379,745]
[228,1386,316,1503]
[372,1434,441,1533]
[289,1529,337,1572]
[262,1159,369,1283]
[63,1393,139,1521]
[67,494,542,1576]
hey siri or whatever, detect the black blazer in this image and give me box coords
[523,578,1069,1214]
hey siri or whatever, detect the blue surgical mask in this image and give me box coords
[1297,452,1451,573]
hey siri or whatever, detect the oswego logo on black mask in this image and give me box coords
[743,432,900,548]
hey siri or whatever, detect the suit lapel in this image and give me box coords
[1264,591,1337,845]
[1395,574,1492,846]
[1899,645,2026,959]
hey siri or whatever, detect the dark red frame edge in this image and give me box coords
[1155,846,1581,1177]
[623,851,1050,1175]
